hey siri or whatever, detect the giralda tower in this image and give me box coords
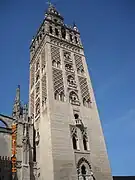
[29,4,112,180]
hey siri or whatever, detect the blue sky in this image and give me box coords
[0,0,135,176]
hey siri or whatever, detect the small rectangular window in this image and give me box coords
[72,136,77,150]
[61,27,66,39]
[75,36,78,44]
[70,34,73,42]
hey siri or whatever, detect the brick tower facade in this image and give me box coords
[29,4,112,180]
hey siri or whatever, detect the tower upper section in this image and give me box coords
[29,4,92,119]
[45,3,64,23]
[30,4,82,62]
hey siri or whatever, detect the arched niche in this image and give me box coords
[69,91,80,105]
[77,157,95,180]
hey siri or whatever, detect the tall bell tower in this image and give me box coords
[29,4,112,180]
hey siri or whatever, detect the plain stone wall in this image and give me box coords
[0,115,13,180]
[0,132,12,157]
[0,114,13,157]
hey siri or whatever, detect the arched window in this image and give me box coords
[67,75,75,86]
[81,165,86,180]
[64,52,70,60]
[40,34,42,40]
[55,28,59,36]
[49,26,53,34]
[75,36,78,44]
[83,136,87,151]
[65,64,72,71]
[70,34,73,42]
[72,136,77,150]
[87,99,91,108]
[57,61,61,68]
[83,98,87,106]
[74,114,79,119]
[54,91,59,100]
[59,92,64,102]
[52,60,57,67]
[61,27,66,39]
[81,165,86,175]
[77,68,81,74]
[69,91,79,105]
[54,91,64,102]
[77,158,94,180]
[83,98,91,108]
[77,67,84,75]
[52,60,61,68]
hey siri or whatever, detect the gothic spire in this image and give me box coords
[15,85,20,102]
[12,85,22,119]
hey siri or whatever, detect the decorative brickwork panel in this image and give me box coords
[63,50,77,90]
[36,82,40,99]
[52,68,64,101]
[74,54,84,75]
[51,45,61,68]
[35,58,40,72]
[35,70,40,83]
[41,49,46,72]
[42,73,47,105]
[35,98,40,117]
[30,91,34,117]
[78,76,91,107]
[30,64,34,89]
